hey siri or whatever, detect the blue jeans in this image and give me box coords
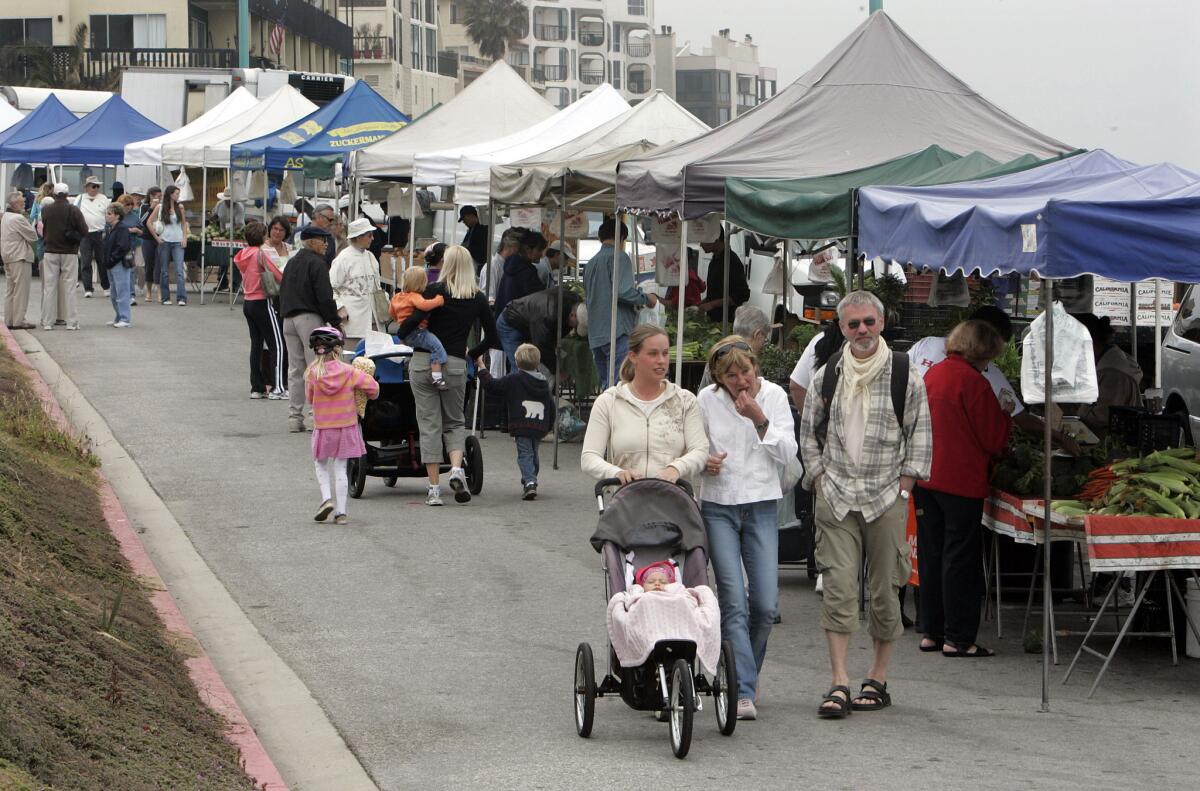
[701,500,780,700]
[515,436,540,484]
[404,327,448,365]
[590,334,629,390]
[495,311,525,372]
[158,241,186,303]
[107,264,132,324]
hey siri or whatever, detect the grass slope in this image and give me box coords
[0,346,259,790]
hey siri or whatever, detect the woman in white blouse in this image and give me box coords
[329,218,382,351]
[697,336,797,722]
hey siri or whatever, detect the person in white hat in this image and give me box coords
[76,175,111,297]
[535,239,575,288]
[210,191,245,228]
[328,217,382,351]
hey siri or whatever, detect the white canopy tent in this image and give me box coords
[351,61,556,181]
[485,91,709,206]
[413,83,630,187]
[123,87,259,166]
[0,100,22,132]
[160,86,316,168]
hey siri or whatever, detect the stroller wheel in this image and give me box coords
[714,640,737,736]
[464,434,484,495]
[668,658,694,759]
[574,642,596,738]
[383,477,398,488]
[348,455,367,499]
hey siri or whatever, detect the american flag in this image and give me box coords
[270,23,285,59]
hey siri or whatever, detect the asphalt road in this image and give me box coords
[10,283,1200,790]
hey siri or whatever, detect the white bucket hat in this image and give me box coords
[346,217,375,239]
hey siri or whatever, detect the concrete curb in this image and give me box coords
[5,326,379,791]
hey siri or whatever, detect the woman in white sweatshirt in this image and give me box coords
[581,324,708,485]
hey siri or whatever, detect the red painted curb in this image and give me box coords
[1,326,289,791]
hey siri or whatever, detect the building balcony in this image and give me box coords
[579,32,605,47]
[580,70,605,85]
[354,37,395,61]
[0,46,237,86]
[626,41,651,57]
[534,25,567,42]
[533,64,568,82]
[437,51,460,78]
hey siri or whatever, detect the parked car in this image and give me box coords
[1162,284,1200,443]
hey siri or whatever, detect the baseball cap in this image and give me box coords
[53,182,69,195]
[85,176,101,187]
[458,205,478,223]
[548,240,576,260]
[300,224,332,240]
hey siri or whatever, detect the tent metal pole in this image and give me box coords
[1129,283,1138,361]
[783,240,790,347]
[609,209,622,389]
[200,167,208,305]
[1154,279,1163,389]
[553,173,566,470]
[675,217,687,385]
[571,186,611,208]
[408,183,417,263]
[1040,279,1055,713]
[227,168,234,310]
[722,218,731,337]
[263,170,269,224]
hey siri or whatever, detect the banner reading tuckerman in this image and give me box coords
[230,81,410,171]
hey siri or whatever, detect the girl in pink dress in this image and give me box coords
[304,326,379,524]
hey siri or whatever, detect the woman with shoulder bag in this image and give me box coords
[149,184,189,305]
[234,222,286,399]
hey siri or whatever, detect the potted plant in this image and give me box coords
[354,23,371,58]
[372,24,384,58]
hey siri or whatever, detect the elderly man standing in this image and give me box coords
[39,183,88,331]
[77,176,111,298]
[280,225,342,432]
[2,191,38,329]
[800,290,931,719]
[309,204,339,267]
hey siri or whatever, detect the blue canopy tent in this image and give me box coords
[857,149,1200,279]
[229,81,410,172]
[0,94,166,165]
[857,147,1200,709]
[0,94,80,160]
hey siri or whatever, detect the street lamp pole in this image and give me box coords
[238,0,250,68]
[870,0,883,13]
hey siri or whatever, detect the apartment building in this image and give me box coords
[341,0,458,116]
[654,27,777,127]
[1,1,352,78]
[438,0,656,108]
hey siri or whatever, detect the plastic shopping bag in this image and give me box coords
[1021,301,1098,405]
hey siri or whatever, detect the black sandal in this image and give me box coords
[943,643,995,658]
[817,685,852,719]
[850,678,892,711]
[919,638,942,653]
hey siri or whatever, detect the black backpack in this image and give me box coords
[813,351,909,451]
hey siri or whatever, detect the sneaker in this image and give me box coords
[84,291,93,298]
[737,699,757,721]
[130,298,137,306]
[41,325,52,331]
[815,573,824,595]
[268,389,288,400]
[65,324,80,331]
[250,391,267,400]
[448,468,470,503]
[177,301,187,306]
[113,321,131,328]
[426,486,444,506]
[314,499,334,522]
[105,320,116,326]
[102,289,110,297]
[288,416,305,433]
[162,299,172,306]
[333,513,348,525]
[522,482,538,500]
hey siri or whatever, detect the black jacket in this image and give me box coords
[396,284,498,362]
[462,223,489,267]
[494,253,542,317]
[476,369,555,438]
[280,248,341,325]
[100,222,132,269]
[41,199,88,255]
[502,288,581,374]
[704,249,750,324]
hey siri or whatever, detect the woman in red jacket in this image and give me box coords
[915,320,1013,658]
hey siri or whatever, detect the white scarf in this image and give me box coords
[840,337,890,433]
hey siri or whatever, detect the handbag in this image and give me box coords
[257,250,280,298]
[371,288,392,330]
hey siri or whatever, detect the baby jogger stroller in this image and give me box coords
[574,478,737,759]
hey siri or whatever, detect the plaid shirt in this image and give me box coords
[800,353,932,522]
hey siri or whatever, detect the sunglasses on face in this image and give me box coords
[713,340,751,360]
[845,317,878,330]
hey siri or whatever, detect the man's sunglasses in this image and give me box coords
[845,317,878,330]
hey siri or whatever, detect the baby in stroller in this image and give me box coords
[606,560,721,677]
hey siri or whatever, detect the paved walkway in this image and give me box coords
[8,281,1200,790]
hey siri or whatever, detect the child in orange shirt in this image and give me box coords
[389,266,448,388]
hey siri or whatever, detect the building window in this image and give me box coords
[89,14,166,49]
[628,0,646,15]
[610,59,620,89]
[611,22,620,52]
[627,63,650,94]
[411,0,422,21]
[578,16,604,47]
[506,47,529,66]
[0,18,52,46]
[426,0,436,23]
[425,27,436,72]
[579,53,605,85]
[450,2,458,24]
[411,22,421,69]
[626,28,651,57]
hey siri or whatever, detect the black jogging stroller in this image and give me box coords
[346,339,483,498]
[574,477,737,759]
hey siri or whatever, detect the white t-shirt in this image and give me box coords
[907,335,1025,416]
[627,386,671,418]
[789,331,826,390]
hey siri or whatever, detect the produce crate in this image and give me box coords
[1108,406,1184,455]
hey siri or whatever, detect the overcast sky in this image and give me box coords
[654,0,1200,169]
